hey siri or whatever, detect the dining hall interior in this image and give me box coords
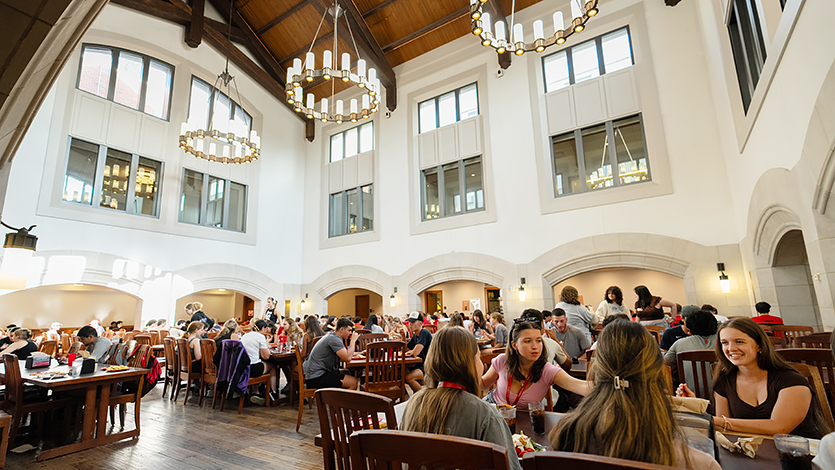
[0,0,834,468]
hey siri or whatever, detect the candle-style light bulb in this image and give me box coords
[357,59,366,80]
[553,11,564,32]
[495,21,506,41]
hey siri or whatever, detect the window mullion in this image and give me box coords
[596,38,605,76]
[138,56,150,113]
[438,165,445,217]
[107,49,119,101]
[420,171,427,220]
[200,173,209,226]
[222,178,232,229]
[566,47,576,85]
[93,144,108,207]
[435,97,440,130]
[343,190,349,235]
[576,129,588,192]
[459,160,466,213]
[743,0,765,72]
[358,186,364,232]
[606,121,619,188]
[732,2,756,96]
[127,154,140,213]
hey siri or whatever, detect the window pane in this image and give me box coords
[228,182,246,232]
[180,170,203,224]
[464,158,483,211]
[361,185,373,231]
[329,192,345,237]
[601,29,632,74]
[134,157,161,216]
[113,51,143,109]
[443,163,461,215]
[728,15,753,110]
[345,127,358,158]
[438,92,457,128]
[359,122,373,153]
[543,51,570,92]
[347,188,359,233]
[419,100,436,133]
[206,176,225,227]
[212,93,231,134]
[613,116,649,186]
[144,60,172,119]
[100,148,132,211]
[459,84,479,119]
[189,78,212,130]
[63,139,98,204]
[78,47,112,98]
[552,133,580,196]
[233,105,251,133]
[582,124,611,191]
[571,40,600,83]
[330,133,344,162]
[423,169,440,219]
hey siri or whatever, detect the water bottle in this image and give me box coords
[71,358,83,377]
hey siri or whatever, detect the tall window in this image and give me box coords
[77,44,174,120]
[543,27,633,93]
[330,122,373,162]
[418,84,479,134]
[62,137,163,216]
[188,77,252,134]
[727,0,767,112]
[179,169,247,232]
[551,115,649,196]
[421,157,484,219]
[329,185,373,237]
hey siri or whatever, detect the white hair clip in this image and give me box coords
[614,376,630,390]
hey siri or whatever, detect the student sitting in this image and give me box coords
[77,325,112,362]
[1,328,38,360]
[303,317,359,391]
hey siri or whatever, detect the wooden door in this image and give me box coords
[485,288,501,314]
[355,295,370,321]
[424,290,443,315]
[242,296,254,322]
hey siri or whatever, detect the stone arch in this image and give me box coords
[307,265,389,300]
[751,203,803,268]
[173,264,277,303]
[401,252,515,296]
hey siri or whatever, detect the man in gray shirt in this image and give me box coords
[552,308,590,359]
[663,310,718,385]
[77,326,112,363]
[303,317,359,390]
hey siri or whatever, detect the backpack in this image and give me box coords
[121,348,161,397]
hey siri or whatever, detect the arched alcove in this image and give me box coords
[175,289,255,324]
[553,268,686,312]
[771,230,821,327]
[418,280,501,316]
[326,288,383,321]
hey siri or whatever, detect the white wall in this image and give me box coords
[553,268,686,313]
[422,280,495,315]
[326,288,382,320]
[0,284,140,329]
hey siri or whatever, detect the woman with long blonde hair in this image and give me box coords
[401,327,521,470]
[551,320,719,469]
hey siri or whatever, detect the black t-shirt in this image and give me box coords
[13,341,38,360]
[407,329,432,370]
[190,311,208,323]
[660,326,688,350]
[0,337,12,349]
[265,308,277,323]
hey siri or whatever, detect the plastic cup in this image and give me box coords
[774,434,812,470]
[529,399,545,434]
[67,353,76,365]
[499,406,516,434]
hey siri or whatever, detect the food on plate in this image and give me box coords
[106,365,128,372]
[512,431,544,457]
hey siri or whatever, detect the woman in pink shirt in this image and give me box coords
[481,319,590,410]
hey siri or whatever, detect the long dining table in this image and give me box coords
[0,360,148,461]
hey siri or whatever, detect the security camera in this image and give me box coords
[385,111,392,119]
[496,69,504,78]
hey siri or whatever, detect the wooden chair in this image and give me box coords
[60,333,70,354]
[98,343,120,364]
[792,363,835,431]
[356,333,388,352]
[521,451,679,470]
[198,339,217,407]
[354,329,371,336]
[361,340,407,403]
[207,331,218,340]
[161,337,178,400]
[66,341,82,356]
[591,325,603,343]
[38,340,58,358]
[0,410,10,468]
[174,338,201,405]
[778,348,835,420]
[214,353,271,415]
[108,344,149,429]
[797,333,832,349]
[148,331,160,345]
[768,335,788,349]
[675,350,717,400]
[644,325,664,345]
[350,430,510,470]
[770,325,814,347]
[159,329,169,340]
[316,389,397,470]
[134,334,152,346]
[2,354,72,445]
[293,339,319,431]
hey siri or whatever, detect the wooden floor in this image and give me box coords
[6,383,326,469]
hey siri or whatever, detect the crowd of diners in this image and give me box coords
[3,284,833,468]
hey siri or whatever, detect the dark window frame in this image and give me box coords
[420,156,485,220]
[329,121,374,163]
[542,26,635,93]
[178,168,247,232]
[727,0,768,112]
[188,76,253,134]
[328,184,374,237]
[418,83,480,134]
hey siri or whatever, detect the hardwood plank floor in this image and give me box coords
[6,383,326,469]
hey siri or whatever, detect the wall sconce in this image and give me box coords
[390,287,397,307]
[718,263,730,294]
[0,221,37,290]
[518,277,526,302]
[301,293,308,310]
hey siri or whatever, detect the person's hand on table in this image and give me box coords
[676,383,695,398]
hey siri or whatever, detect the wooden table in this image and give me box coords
[567,360,587,379]
[344,355,423,368]
[0,360,148,461]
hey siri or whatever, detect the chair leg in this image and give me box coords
[109,405,115,427]
[296,394,304,432]
[238,393,245,414]
[119,404,126,428]
[173,377,181,403]
[198,380,205,407]
[182,378,191,405]
[161,374,169,398]
[211,383,218,409]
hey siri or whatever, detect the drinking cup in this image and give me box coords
[774,434,812,470]
[529,399,546,434]
[499,406,516,435]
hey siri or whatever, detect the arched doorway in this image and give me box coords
[327,289,383,321]
[419,280,501,316]
[772,230,821,327]
[553,268,686,314]
[176,289,254,324]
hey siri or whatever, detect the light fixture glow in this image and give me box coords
[518,286,525,302]
[717,263,730,293]
[390,293,396,307]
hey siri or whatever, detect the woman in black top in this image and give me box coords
[1,328,39,359]
[213,319,241,365]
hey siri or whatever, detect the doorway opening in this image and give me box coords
[772,230,821,327]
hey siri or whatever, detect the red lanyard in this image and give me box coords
[505,373,532,407]
[437,381,466,391]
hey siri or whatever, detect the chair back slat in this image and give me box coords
[791,363,835,431]
[67,341,83,355]
[797,333,832,349]
[159,329,169,340]
[520,451,679,470]
[768,335,788,348]
[124,331,137,342]
[99,343,119,364]
[61,333,71,353]
[2,354,22,405]
[357,333,388,352]
[769,325,814,347]
[134,334,152,346]
[148,331,160,345]
[676,350,717,400]
[163,337,178,373]
[364,341,407,402]
[176,338,192,373]
[39,340,58,357]
[316,389,398,470]
[128,345,150,368]
[200,339,217,376]
[350,430,510,470]
[778,348,835,424]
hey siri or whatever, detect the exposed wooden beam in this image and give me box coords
[209,0,287,86]
[256,0,309,35]
[481,0,512,69]
[185,0,205,48]
[111,0,247,43]
[382,6,467,54]
[362,0,398,18]
[279,31,335,65]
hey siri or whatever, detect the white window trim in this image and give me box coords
[407,66,497,235]
[528,3,673,214]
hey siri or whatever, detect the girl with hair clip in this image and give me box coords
[678,317,832,438]
[481,317,590,410]
[551,320,720,469]
[401,327,522,470]
[595,286,630,322]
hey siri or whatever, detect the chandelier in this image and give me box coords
[179,1,261,164]
[470,0,599,56]
[285,0,380,124]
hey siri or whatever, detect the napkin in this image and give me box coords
[716,431,763,458]
[669,396,710,414]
